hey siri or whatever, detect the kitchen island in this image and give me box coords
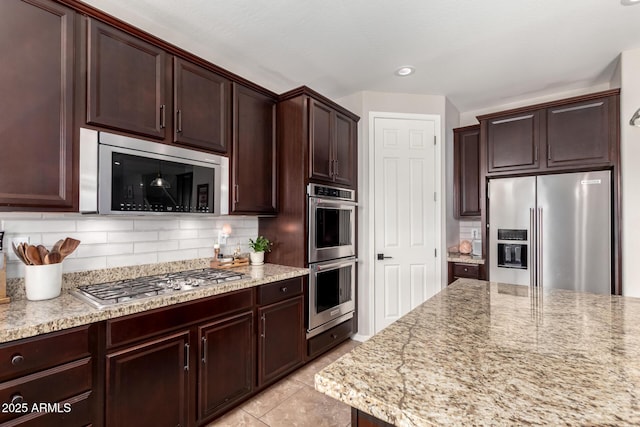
[315,279,640,426]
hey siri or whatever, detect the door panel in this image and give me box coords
[488,177,535,286]
[374,117,437,332]
[537,171,611,294]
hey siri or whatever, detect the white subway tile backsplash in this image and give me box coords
[76,243,134,257]
[134,240,179,253]
[157,249,200,263]
[41,232,108,245]
[0,214,258,279]
[158,229,199,241]
[107,231,159,243]
[76,219,133,232]
[134,219,180,231]
[107,253,158,268]
[3,219,76,233]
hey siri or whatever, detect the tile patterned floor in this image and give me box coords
[207,339,360,427]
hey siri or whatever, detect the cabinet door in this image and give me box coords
[0,0,75,209]
[198,312,253,421]
[174,57,230,153]
[258,295,304,387]
[546,97,613,168]
[106,331,190,427]
[486,111,541,173]
[231,84,277,214]
[454,127,481,217]
[87,19,168,139]
[333,111,357,188]
[309,99,334,182]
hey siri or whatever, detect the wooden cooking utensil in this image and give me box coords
[59,238,81,260]
[11,242,28,265]
[51,239,64,255]
[25,245,42,265]
[37,245,49,263]
[44,251,62,265]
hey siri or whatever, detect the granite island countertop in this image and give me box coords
[0,260,308,344]
[315,279,640,426]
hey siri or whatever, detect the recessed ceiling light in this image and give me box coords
[395,66,415,77]
[621,0,640,5]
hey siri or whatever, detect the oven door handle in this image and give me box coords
[314,259,358,272]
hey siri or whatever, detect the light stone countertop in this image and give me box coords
[0,260,308,344]
[315,279,640,426]
[447,253,485,264]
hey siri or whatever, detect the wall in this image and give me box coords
[0,213,258,279]
[620,48,640,297]
[336,90,449,339]
[445,98,461,249]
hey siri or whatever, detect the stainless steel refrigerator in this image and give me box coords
[488,171,611,294]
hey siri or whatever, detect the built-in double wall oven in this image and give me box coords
[307,184,357,338]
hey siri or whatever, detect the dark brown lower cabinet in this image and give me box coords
[105,330,190,427]
[351,408,394,427]
[258,295,304,387]
[197,312,253,421]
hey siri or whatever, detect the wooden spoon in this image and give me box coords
[37,245,49,262]
[11,242,28,265]
[51,239,64,255]
[59,238,81,260]
[25,245,42,265]
[44,251,62,265]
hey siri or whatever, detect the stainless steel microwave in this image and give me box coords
[79,128,229,215]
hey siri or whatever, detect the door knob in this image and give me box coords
[377,253,392,260]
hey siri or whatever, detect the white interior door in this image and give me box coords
[373,116,438,333]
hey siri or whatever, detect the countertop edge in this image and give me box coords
[0,264,308,344]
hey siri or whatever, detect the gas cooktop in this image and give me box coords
[71,268,245,309]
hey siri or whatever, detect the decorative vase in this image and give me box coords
[250,251,264,266]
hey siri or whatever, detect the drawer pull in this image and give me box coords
[11,394,24,404]
[331,334,338,340]
[464,268,468,272]
[11,354,24,366]
[280,287,288,293]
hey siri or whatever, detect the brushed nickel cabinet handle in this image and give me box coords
[184,343,190,371]
[160,105,166,129]
[201,337,207,364]
[11,394,24,405]
[261,314,266,339]
[177,109,182,133]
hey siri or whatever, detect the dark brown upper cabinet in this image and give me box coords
[0,0,76,210]
[453,125,481,218]
[485,111,541,174]
[309,99,357,188]
[87,19,169,140]
[481,90,619,176]
[173,57,231,154]
[545,96,615,168]
[231,84,277,214]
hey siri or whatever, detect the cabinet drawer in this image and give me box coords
[107,289,253,348]
[0,358,92,424]
[0,326,90,383]
[1,390,92,427]
[307,318,354,360]
[452,263,480,279]
[257,278,303,306]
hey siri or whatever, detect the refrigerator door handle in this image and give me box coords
[537,207,543,288]
[530,208,536,287]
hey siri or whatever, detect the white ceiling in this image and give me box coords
[81,0,640,112]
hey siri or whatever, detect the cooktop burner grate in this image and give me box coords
[72,268,245,308]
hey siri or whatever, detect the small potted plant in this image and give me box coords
[248,236,271,265]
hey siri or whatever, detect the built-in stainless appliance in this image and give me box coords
[71,268,244,309]
[489,171,612,294]
[79,128,229,214]
[307,184,356,264]
[307,256,356,338]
